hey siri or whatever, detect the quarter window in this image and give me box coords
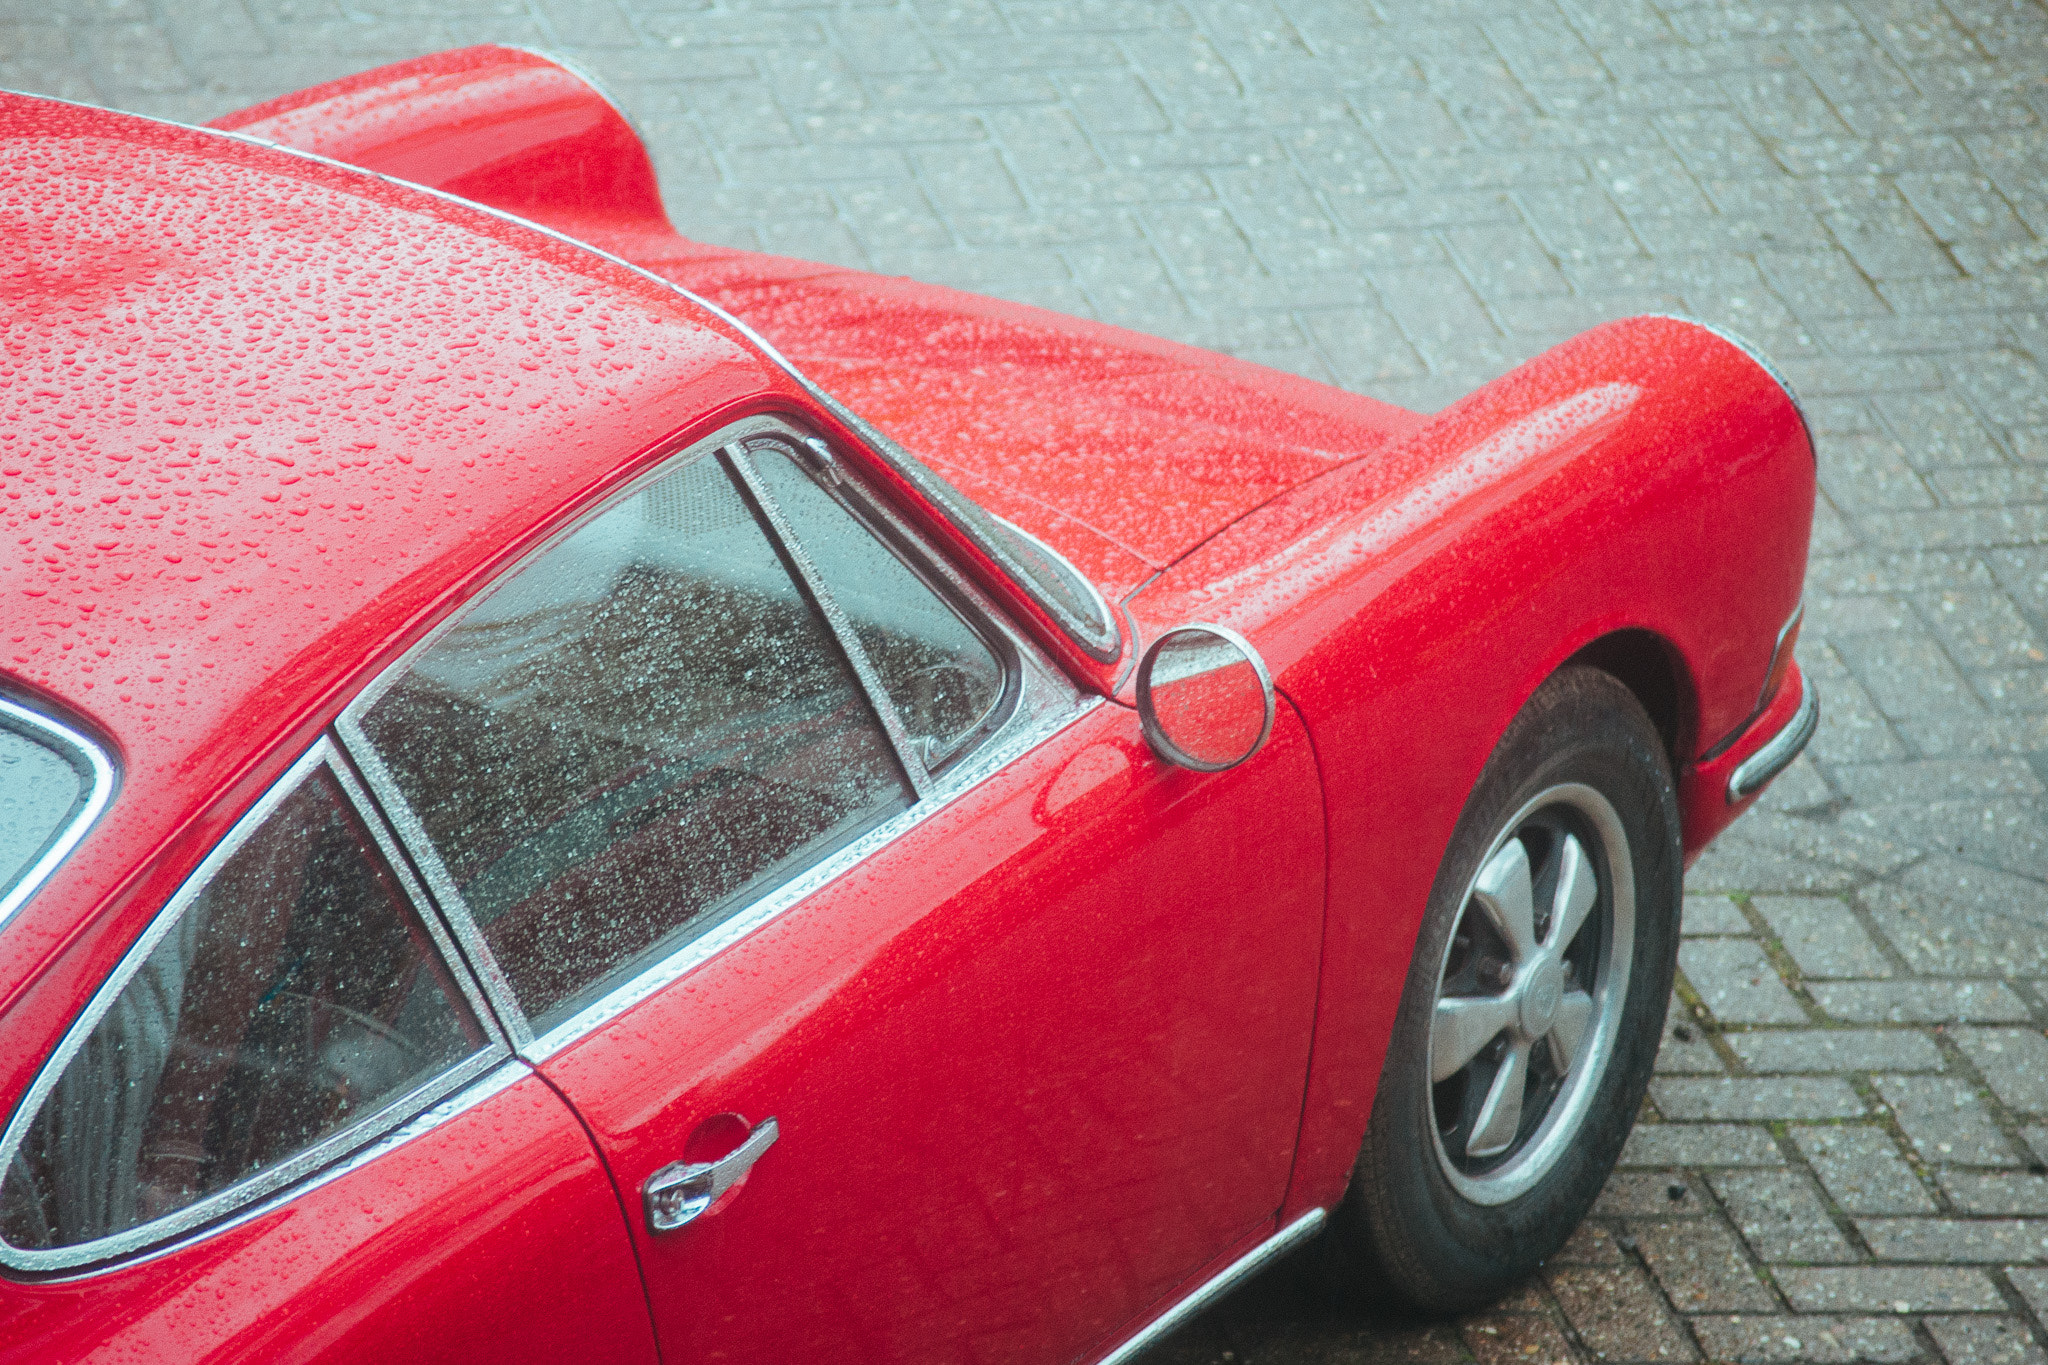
[0,755,488,1260]
[749,443,1007,769]
[347,449,917,1031]
[0,698,114,924]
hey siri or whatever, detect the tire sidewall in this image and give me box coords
[1341,666,1682,1313]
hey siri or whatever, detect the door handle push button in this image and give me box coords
[644,1116,780,1233]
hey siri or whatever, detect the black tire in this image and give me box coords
[1322,664,1682,1316]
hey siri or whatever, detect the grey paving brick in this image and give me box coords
[1632,1215,1780,1311]
[1549,1262,1700,1362]
[1462,1310,1582,1365]
[1865,874,2048,978]
[1689,1314,1922,1363]
[1953,1029,2048,1116]
[1812,979,2036,1025]
[1776,1265,2008,1312]
[1710,1168,1862,1263]
[1653,1076,1868,1121]
[1876,1074,2024,1166]
[1731,1030,1943,1074]
[1657,1006,1728,1074]
[1925,1316,2048,1365]
[1685,894,1755,936]
[1596,1169,1712,1218]
[1755,897,1898,979]
[1681,939,1811,1024]
[1793,1124,1941,1214]
[1621,1123,1788,1168]
[2007,1265,2048,1327]
[1940,1170,2048,1215]
[1859,1218,2048,1263]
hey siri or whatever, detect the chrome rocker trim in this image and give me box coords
[1094,1210,1327,1365]
[1727,673,1819,804]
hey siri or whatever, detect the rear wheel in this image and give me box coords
[1324,665,1681,1315]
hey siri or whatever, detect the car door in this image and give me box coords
[0,741,656,1365]
[333,418,1326,1363]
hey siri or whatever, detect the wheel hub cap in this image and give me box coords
[1424,784,1638,1206]
[1519,957,1563,1036]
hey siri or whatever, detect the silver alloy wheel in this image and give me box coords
[1425,782,1635,1206]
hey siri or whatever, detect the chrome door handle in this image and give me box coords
[643,1117,780,1233]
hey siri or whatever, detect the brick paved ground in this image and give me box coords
[9,0,2048,1361]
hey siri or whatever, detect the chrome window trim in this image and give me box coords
[158,106,1125,663]
[0,696,117,932]
[333,414,799,1048]
[32,1057,533,1284]
[722,441,934,800]
[763,433,1023,775]
[335,412,1086,1059]
[520,671,1097,1065]
[0,738,512,1275]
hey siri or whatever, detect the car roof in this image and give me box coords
[0,93,789,985]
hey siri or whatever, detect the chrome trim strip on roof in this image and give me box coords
[169,106,1125,664]
[1728,671,1819,804]
[0,696,116,932]
[1093,1209,1328,1365]
[0,738,513,1274]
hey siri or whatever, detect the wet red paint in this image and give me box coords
[0,47,1814,1365]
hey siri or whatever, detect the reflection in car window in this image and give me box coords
[0,729,85,893]
[0,766,485,1252]
[353,453,915,1031]
[751,444,1007,770]
[0,701,111,922]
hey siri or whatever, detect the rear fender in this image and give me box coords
[1125,314,1815,1222]
[208,45,670,240]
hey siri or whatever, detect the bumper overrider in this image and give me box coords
[1726,669,1819,804]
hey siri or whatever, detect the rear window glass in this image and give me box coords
[0,700,112,922]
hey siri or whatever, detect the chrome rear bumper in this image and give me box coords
[1727,672,1819,804]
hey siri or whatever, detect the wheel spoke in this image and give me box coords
[1432,993,1520,1083]
[1546,988,1596,1075]
[1466,1037,1531,1160]
[1473,838,1538,963]
[1550,833,1599,951]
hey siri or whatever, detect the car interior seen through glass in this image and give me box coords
[0,765,487,1252]
[352,445,920,1031]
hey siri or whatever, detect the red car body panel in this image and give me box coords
[0,1063,656,1365]
[0,45,1816,1364]
[1121,317,1814,1218]
[211,46,1430,596]
[541,701,1324,1362]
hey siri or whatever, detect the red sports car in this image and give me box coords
[0,47,1816,1364]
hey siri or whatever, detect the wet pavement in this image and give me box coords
[10,0,2048,1359]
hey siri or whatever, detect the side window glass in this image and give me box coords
[348,452,915,1032]
[0,698,113,923]
[0,757,487,1261]
[751,444,1008,770]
